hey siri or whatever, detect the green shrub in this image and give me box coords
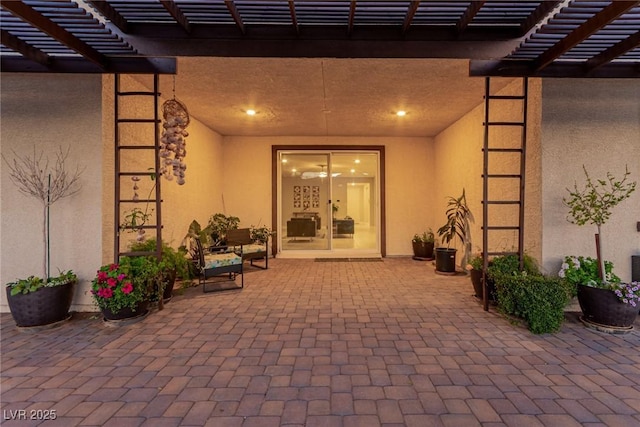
[488,253,540,279]
[493,272,572,334]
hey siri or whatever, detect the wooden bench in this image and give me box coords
[226,228,269,270]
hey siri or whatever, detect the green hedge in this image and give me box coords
[493,272,573,334]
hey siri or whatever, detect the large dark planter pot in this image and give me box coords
[577,284,637,328]
[469,270,497,301]
[6,280,76,327]
[101,300,149,321]
[412,241,435,260]
[435,248,457,273]
[162,269,177,302]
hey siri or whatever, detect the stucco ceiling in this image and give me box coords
[162,57,513,137]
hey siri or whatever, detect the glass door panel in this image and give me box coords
[330,152,378,252]
[279,152,330,252]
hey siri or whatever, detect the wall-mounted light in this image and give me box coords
[396,110,407,117]
[246,109,256,116]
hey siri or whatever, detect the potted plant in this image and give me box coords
[129,238,191,303]
[2,147,83,327]
[207,213,240,247]
[466,254,484,298]
[436,189,473,274]
[563,165,637,330]
[91,256,161,321]
[411,229,435,260]
[250,225,275,245]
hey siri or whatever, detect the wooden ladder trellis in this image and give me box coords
[114,74,162,262]
[481,77,529,311]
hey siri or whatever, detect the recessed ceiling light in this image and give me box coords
[246,109,256,116]
[350,169,355,173]
[396,110,407,117]
[282,158,288,163]
[354,159,361,164]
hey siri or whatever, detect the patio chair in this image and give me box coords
[226,228,269,270]
[194,237,243,293]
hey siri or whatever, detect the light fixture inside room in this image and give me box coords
[319,165,327,178]
[246,109,256,116]
[396,110,407,117]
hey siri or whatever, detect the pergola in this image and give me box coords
[1,1,638,78]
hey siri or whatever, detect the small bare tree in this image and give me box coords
[3,147,84,279]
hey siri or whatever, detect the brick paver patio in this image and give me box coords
[1,258,639,426]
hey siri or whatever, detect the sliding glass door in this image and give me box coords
[277,150,380,257]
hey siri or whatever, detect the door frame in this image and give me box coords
[272,145,386,257]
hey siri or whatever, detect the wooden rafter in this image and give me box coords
[85,0,129,33]
[0,29,50,66]
[520,0,561,35]
[289,0,299,35]
[535,1,639,71]
[1,0,108,68]
[585,30,640,71]
[348,1,356,36]
[160,0,191,34]
[457,1,485,34]
[402,1,420,35]
[225,0,245,35]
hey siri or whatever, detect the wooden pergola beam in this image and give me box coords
[1,0,108,68]
[225,0,245,35]
[0,29,50,66]
[457,1,485,34]
[402,1,420,35]
[160,0,191,34]
[348,1,356,37]
[85,0,129,33]
[520,0,561,35]
[585,30,640,71]
[534,1,639,71]
[289,0,299,35]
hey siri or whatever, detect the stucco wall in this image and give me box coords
[1,74,103,312]
[101,75,226,259]
[433,78,543,268]
[221,136,435,255]
[541,79,640,282]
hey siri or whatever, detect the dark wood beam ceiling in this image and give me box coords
[534,1,639,71]
[457,1,485,34]
[85,0,129,33]
[225,0,245,35]
[585,31,640,72]
[160,0,191,34]
[1,0,108,68]
[0,28,50,66]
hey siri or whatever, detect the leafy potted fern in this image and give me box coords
[3,148,83,327]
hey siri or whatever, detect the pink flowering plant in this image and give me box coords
[612,282,640,308]
[91,259,152,314]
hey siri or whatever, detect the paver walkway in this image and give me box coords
[1,258,639,427]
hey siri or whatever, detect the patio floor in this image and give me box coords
[1,258,639,427]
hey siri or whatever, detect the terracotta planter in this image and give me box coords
[577,284,637,328]
[435,248,457,273]
[6,280,75,327]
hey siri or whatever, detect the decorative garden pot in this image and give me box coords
[435,248,457,274]
[412,241,434,260]
[577,284,637,329]
[6,280,76,327]
[470,270,497,301]
[162,269,176,302]
[101,300,149,322]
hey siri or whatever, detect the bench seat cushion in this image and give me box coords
[234,244,266,255]
[203,252,242,269]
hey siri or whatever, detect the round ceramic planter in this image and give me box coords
[6,280,75,327]
[577,284,637,328]
[101,300,149,322]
